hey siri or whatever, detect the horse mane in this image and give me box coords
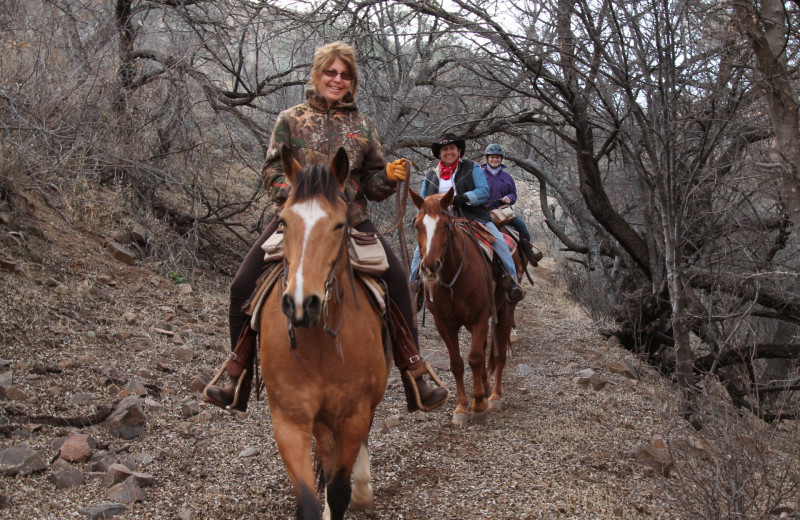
[290,163,342,204]
[420,192,448,214]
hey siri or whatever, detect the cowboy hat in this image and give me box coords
[431,133,466,159]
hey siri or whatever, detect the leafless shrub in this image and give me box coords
[662,378,799,519]
[557,260,614,322]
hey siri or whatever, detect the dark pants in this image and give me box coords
[509,215,531,242]
[228,215,417,349]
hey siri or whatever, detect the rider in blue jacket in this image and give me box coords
[409,133,524,304]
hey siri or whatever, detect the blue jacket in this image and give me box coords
[480,163,518,211]
[421,159,492,222]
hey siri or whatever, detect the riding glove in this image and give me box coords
[386,158,409,181]
[452,194,468,207]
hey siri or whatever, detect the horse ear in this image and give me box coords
[441,187,455,208]
[280,145,302,185]
[409,189,424,210]
[330,148,350,186]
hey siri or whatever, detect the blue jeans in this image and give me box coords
[409,221,518,282]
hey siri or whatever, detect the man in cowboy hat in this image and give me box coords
[409,133,524,304]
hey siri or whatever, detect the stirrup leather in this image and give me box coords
[403,361,448,412]
[203,360,249,410]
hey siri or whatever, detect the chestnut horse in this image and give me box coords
[259,146,390,520]
[410,188,515,425]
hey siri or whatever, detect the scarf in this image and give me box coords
[439,160,459,181]
[486,164,503,176]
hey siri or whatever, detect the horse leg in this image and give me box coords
[349,440,373,511]
[488,303,512,412]
[271,413,320,520]
[437,320,469,425]
[467,318,491,424]
[316,424,336,520]
[323,414,372,520]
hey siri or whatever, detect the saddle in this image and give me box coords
[490,205,516,227]
[262,228,389,275]
[456,218,517,261]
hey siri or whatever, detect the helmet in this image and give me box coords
[484,144,504,156]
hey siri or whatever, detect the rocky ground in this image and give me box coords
[0,198,796,519]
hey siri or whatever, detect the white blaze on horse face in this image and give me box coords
[421,213,439,259]
[285,199,327,302]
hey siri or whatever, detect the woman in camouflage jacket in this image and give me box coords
[204,41,447,413]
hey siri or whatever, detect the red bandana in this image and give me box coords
[439,161,457,181]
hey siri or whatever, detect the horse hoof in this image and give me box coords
[452,412,468,426]
[349,493,374,511]
[488,399,503,412]
[470,408,489,424]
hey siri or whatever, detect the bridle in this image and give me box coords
[285,192,350,349]
[421,208,467,300]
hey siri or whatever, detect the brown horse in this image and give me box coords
[410,188,515,425]
[259,146,390,520]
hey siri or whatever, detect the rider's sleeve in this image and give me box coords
[505,173,519,205]
[262,114,291,205]
[466,163,490,205]
[419,172,430,198]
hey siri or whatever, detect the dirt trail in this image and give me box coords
[0,220,685,520]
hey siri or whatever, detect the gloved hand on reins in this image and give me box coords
[452,193,468,208]
[386,158,410,181]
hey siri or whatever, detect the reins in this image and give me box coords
[378,160,412,271]
[433,210,467,299]
[285,192,351,351]
[281,160,410,353]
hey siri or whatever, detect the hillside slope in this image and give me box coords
[0,191,795,519]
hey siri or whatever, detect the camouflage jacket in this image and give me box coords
[262,89,396,226]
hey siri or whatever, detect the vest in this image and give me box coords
[423,159,492,223]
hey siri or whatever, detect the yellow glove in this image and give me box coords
[385,158,410,182]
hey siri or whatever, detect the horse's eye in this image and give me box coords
[334,222,345,230]
[279,218,286,227]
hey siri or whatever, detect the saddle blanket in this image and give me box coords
[457,220,517,261]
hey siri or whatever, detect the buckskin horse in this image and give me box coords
[410,187,516,425]
[258,146,390,520]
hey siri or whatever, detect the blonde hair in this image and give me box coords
[309,41,359,99]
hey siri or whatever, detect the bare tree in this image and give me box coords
[733,0,800,239]
[4,0,798,422]
[368,0,800,422]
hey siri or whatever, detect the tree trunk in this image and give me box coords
[113,0,136,114]
[735,0,800,238]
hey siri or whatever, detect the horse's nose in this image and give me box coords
[281,293,296,320]
[301,294,322,326]
[420,260,442,283]
[281,292,322,327]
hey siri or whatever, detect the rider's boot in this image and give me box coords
[520,238,543,265]
[388,300,448,412]
[203,324,256,411]
[499,271,524,304]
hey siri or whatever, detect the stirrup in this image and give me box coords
[203,360,248,410]
[404,362,448,412]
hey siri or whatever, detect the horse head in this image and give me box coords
[410,187,455,284]
[278,145,350,328]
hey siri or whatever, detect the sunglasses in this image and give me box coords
[322,69,353,81]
